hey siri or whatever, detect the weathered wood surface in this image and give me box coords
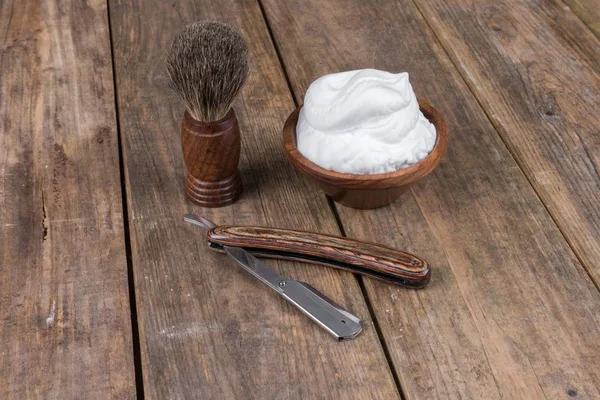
[261,0,600,398]
[0,0,135,398]
[564,0,600,38]
[109,0,399,398]
[412,0,600,286]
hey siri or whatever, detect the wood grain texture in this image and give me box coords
[411,0,600,285]
[109,0,399,398]
[0,0,135,398]
[283,101,448,209]
[207,225,430,287]
[563,0,600,38]
[261,0,600,398]
[182,109,243,207]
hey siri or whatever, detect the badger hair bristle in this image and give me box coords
[166,21,249,122]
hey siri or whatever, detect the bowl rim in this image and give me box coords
[283,100,449,188]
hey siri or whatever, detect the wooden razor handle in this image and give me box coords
[207,226,430,288]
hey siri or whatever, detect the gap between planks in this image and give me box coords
[408,0,600,295]
[105,0,146,398]
[255,0,406,397]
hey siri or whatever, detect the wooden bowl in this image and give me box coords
[283,101,448,209]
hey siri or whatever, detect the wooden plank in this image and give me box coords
[411,0,600,285]
[563,0,600,39]
[0,0,135,398]
[108,0,399,398]
[260,0,600,398]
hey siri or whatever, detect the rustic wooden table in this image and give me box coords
[2,0,600,398]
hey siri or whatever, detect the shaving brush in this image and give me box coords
[167,21,249,207]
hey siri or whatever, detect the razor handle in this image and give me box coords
[206,226,430,288]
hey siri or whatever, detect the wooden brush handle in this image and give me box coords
[181,109,242,207]
[207,226,430,288]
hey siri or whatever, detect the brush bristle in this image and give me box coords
[166,21,249,122]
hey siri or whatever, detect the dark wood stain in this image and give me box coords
[181,109,243,207]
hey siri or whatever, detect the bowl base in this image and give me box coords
[325,185,412,210]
